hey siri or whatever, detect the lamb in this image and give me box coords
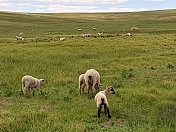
[92,27,96,31]
[22,75,45,96]
[95,86,115,118]
[16,36,24,40]
[78,29,82,31]
[60,37,65,41]
[131,27,139,31]
[84,69,101,97]
[97,32,103,37]
[79,74,86,95]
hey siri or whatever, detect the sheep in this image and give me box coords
[16,36,24,40]
[95,86,115,118]
[80,34,87,38]
[22,75,45,96]
[84,69,101,97]
[78,29,82,31]
[60,37,65,41]
[126,33,132,36]
[97,32,103,37]
[80,34,91,38]
[79,74,86,95]
[92,27,96,31]
[131,27,139,31]
[87,33,91,37]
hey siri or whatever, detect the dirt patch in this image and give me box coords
[0,100,13,109]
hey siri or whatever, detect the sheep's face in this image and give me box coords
[39,79,45,86]
[106,86,115,94]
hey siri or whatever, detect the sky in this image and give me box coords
[0,0,175,13]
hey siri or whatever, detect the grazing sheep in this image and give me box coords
[87,33,91,37]
[79,74,86,95]
[60,37,65,41]
[126,33,132,36]
[22,75,45,96]
[84,69,101,97]
[78,29,82,31]
[80,34,91,38]
[131,27,139,31]
[97,32,103,37]
[92,27,96,31]
[16,36,24,40]
[95,86,115,118]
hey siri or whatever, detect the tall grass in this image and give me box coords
[0,10,176,131]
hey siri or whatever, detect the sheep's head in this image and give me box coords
[39,79,45,86]
[106,86,115,94]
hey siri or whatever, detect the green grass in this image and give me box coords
[0,9,176,131]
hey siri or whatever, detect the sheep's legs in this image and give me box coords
[98,105,102,118]
[104,105,107,115]
[36,87,40,95]
[82,84,86,94]
[30,88,34,96]
[107,108,111,119]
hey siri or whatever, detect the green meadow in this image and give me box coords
[0,10,176,131]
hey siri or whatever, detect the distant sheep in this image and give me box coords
[79,74,86,95]
[131,27,139,31]
[80,34,91,38]
[16,36,24,40]
[92,28,96,31]
[97,32,103,37]
[78,29,82,31]
[126,33,132,36]
[84,69,101,97]
[22,75,45,96]
[60,37,65,41]
[95,86,115,118]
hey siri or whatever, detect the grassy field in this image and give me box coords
[0,9,176,131]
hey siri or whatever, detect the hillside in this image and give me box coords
[0,10,176,131]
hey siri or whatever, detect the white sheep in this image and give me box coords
[78,29,82,31]
[16,36,24,40]
[80,34,91,38]
[97,32,103,37]
[131,27,139,31]
[87,33,91,37]
[95,86,115,118]
[22,75,45,96]
[80,34,87,38]
[60,37,65,41]
[84,69,101,97]
[79,74,86,95]
[126,33,132,36]
[92,28,96,31]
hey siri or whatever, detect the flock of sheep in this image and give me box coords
[15,27,139,41]
[14,27,139,118]
[20,69,114,118]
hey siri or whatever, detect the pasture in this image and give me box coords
[0,10,176,131]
